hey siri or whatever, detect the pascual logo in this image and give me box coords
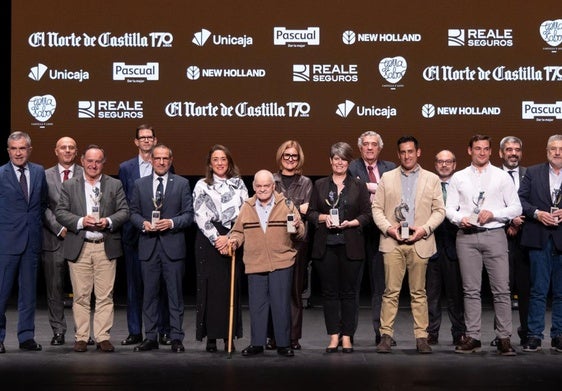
[28,63,89,82]
[164,101,310,118]
[522,101,562,121]
[293,64,358,82]
[28,94,56,122]
[422,103,501,118]
[448,28,513,47]
[186,65,265,80]
[379,56,407,87]
[273,27,319,47]
[342,30,421,45]
[336,99,396,119]
[78,100,144,119]
[423,65,562,81]
[113,62,159,83]
[192,28,253,47]
[28,32,173,47]
[540,20,562,52]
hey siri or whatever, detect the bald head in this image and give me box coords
[54,137,78,167]
[253,169,275,204]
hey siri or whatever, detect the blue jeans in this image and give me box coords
[528,238,562,340]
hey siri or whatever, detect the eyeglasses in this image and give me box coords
[137,136,154,141]
[283,153,299,161]
[436,159,455,165]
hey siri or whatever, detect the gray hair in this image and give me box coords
[357,131,384,149]
[7,131,32,148]
[547,134,562,147]
[499,136,523,150]
[330,142,354,162]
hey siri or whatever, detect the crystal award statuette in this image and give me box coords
[90,187,102,222]
[151,190,163,227]
[394,201,410,240]
[325,190,340,227]
[285,199,296,233]
[551,188,561,224]
[469,191,485,226]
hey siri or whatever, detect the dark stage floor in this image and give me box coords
[0,295,560,391]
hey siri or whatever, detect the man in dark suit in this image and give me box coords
[118,124,171,346]
[42,136,83,346]
[0,131,48,353]
[348,130,396,345]
[519,134,562,353]
[55,145,129,353]
[129,144,193,353]
[499,136,529,346]
[426,150,465,346]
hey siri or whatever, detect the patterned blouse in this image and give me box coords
[193,174,248,244]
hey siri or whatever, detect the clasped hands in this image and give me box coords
[142,219,172,232]
[386,224,425,243]
[83,215,107,231]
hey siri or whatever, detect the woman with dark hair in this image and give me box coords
[193,144,248,352]
[307,142,372,353]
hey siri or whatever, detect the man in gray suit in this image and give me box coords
[42,136,83,346]
[55,145,129,353]
[129,144,193,353]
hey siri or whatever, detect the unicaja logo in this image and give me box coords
[336,100,355,118]
[28,63,48,81]
[193,29,212,46]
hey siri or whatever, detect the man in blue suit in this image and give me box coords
[118,124,171,346]
[519,134,562,353]
[129,144,194,353]
[0,131,48,353]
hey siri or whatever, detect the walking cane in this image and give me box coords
[227,244,236,359]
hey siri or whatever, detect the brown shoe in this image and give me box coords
[73,340,88,352]
[427,334,438,345]
[416,338,433,354]
[455,337,481,354]
[376,334,393,353]
[497,338,517,356]
[96,340,115,352]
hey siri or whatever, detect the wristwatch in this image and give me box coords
[533,209,539,219]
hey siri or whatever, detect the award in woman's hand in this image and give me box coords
[325,190,340,227]
[551,189,561,224]
[394,201,410,239]
[151,190,163,227]
[90,187,102,222]
[469,191,485,226]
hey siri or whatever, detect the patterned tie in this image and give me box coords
[367,165,377,183]
[441,182,447,204]
[19,168,29,202]
[63,169,70,181]
[156,177,164,202]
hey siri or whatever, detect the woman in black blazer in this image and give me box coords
[307,142,372,353]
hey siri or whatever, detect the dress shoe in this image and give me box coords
[206,338,217,352]
[455,337,482,353]
[290,339,301,350]
[342,346,354,353]
[325,346,339,353]
[51,333,65,346]
[453,334,467,346]
[0,342,5,354]
[277,346,294,357]
[416,338,433,354]
[159,333,172,345]
[73,340,88,352]
[96,340,115,352]
[171,339,185,352]
[19,339,42,351]
[497,338,516,356]
[265,338,276,350]
[241,345,264,356]
[121,334,142,345]
[133,339,159,352]
[87,337,95,346]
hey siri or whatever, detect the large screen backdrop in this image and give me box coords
[11,1,562,175]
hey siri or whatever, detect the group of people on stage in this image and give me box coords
[1,127,561,359]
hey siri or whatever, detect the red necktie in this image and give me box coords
[367,165,377,183]
[63,169,70,181]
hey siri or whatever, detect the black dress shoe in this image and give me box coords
[290,340,301,350]
[241,345,264,356]
[51,333,65,346]
[325,346,339,353]
[342,347,354,353]
[206,339,217,352]
[277,347,294,357]
[121,334,142,345]
[19,339,42,351]
[171,339,185,352]
[0,342,5,354]
[159,333,172,345]
[134,339,159,352]
[265,338,276,350]
[87,337,95,346]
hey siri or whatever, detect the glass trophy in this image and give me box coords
[90,187,102,222]
[552,189,561,224]
[152,191,163,227]
[469,191,485,226]
[325,190,340,227]
[394,201,410,240]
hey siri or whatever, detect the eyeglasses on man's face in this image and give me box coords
[283,153,299,161]
[436,159,455,165]
[137,136,154,141]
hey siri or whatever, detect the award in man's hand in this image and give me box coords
[90,187,102,223]
[394,201,410,240]
[325,190,340,227]
[285,199,297,233]
[469,191,485,226]
[151,190,163,227]
[551,189,561,224]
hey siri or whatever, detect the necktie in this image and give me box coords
[63,169,70,181]
[367,165,377,183]
[19,168,29,202]
[441,182,447,204]
[508,170,515,183]
[156,177,164,202]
